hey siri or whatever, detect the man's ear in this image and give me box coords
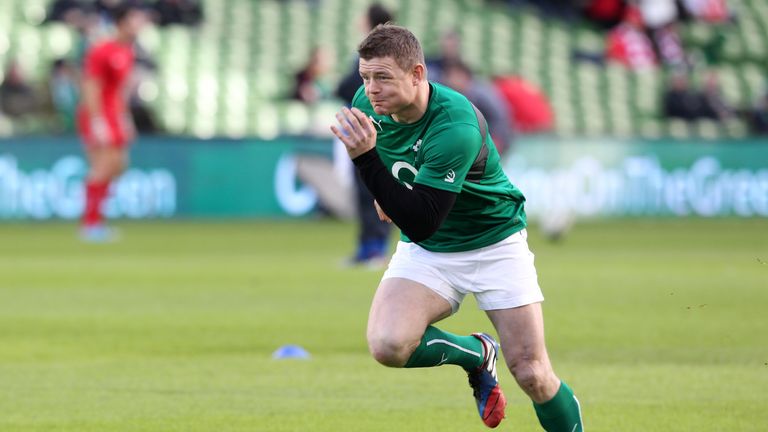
[412,63,426,85]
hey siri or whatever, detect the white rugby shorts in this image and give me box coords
[382,229,544,312]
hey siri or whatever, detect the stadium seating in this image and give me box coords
[0,0,765,139]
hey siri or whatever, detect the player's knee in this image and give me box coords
[367,334,412,367]
[109,156,127,178]
[113,160,126,176]
[508,356,553,399]
[89,161,112,183]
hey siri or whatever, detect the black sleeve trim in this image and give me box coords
[352,148,457,243]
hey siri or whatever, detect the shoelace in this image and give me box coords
[468,336,493,399]
[467,371,482,399]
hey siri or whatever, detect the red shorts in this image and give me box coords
[77,110,134,149]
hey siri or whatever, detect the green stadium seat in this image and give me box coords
[695,119,720,139]
[668,119,692,139]
[251,102,279,139]
[640,119,663,139]
[725,117,748,138]
[310,101,341,137]
[0,113,14,136]
[278,101,311,136]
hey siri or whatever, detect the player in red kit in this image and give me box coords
[78,2,149,242]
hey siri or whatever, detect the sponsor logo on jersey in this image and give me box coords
[412,139,422,152]
[444,169,456,183]
[391,161,418,190]
[369,116,383,131]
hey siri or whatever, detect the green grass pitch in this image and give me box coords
[0,219,766,431]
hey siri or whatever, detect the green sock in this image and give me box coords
[533,381,584,432]
[404,325,484,370]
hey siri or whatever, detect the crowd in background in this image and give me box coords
[565,0,768,131]
[48,0,202,27]
[0,0,204,135]
[286,0,767,137]
[1,0,767,137]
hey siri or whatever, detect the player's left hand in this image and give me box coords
[330,107,377,159]
[373,200,391,224]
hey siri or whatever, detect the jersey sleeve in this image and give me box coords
[414,122,482,193]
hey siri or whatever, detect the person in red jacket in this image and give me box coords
[605,5,658,70]
[77,2,149,241]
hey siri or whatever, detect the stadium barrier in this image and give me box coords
[0,136,766,221]
[508,137,768,218]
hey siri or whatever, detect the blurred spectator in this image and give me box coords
[580,0,627,29]
[493,76,554,134]
[335,3,394,104]
[681,0,731,23]
[425,30,462,84]
[650,22,687,68]
[0,60,40,119]
[699,71,732,121]
[94,0,123,20]
[76,1,151,240]
[605,6,657,70]
[291,47,332,104]
[637,0,677,30]
[334,3,395,267]
[661,69,731,122]
[290,37,352,220]
[636,0,688,68]
[49,58,80,131]
[154,0,203,27]
[745,89,768,135]
[662,71,702,121]
[441,59,515,155]
[505,0,580,22]
[294,39,354,221]
[45,0,88,23]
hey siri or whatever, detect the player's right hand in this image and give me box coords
[330,107,377,159]
[374,200,392,224]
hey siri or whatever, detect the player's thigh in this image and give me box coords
[485,303,551,367]
[367,277,453,343]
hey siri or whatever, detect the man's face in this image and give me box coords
[359,56,419,116]
[119,10,149,39]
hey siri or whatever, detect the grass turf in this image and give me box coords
[0,219,766,431]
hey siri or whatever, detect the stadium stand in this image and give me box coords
[0,0,765,139]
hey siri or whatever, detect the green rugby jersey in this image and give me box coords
[352,82,527,252]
